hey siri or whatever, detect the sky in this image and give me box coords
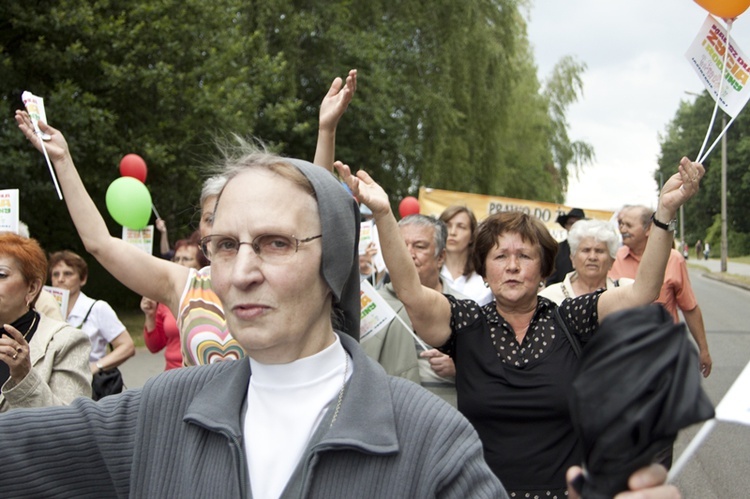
[527,0,750,212]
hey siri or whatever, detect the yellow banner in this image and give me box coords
[417,187,615,242]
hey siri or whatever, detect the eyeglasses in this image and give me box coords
[200,233,322,263]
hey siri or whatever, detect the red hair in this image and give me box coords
[0,233,47,304]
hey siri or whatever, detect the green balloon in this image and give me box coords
[105,177,152,229]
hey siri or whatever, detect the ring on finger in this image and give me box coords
[12,352,17,360]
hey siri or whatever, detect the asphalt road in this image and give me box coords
[119,263,750,497]
[119,343,166,390]
[671,267,750,498]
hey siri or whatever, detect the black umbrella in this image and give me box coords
[569,304,714,498]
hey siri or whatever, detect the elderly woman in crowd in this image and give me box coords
[0,233,91,411]
[338,156,701,497]
[14,73,356,370]
[539,219,633,305]
[2,114,510,497]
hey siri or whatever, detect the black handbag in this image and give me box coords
[78,300,126,401]
[92,367,124,401]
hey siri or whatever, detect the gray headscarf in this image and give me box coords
[286,159,361,340]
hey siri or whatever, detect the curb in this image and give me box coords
[701,272,750,292]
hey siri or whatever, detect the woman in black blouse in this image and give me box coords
[337,157,702,498]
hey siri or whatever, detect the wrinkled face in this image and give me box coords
[199,194,218,239]
[618,208,647,249]
[173,245,200,270]
[483,232,542,308]
[209,168,332,363]
[572,237,613,284]
[400,224,444,288]
[445,212,472,254]
[50,261,86,297]
[0,256,38,324]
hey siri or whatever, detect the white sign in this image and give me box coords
[0,189,20,233]
[359,279,397,344]
[686,15,750,118]
[43,285,69,318]
[122,225,154,254]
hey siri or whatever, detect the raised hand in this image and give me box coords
[15,110,69,163]
[334,161,390,218]
[0,324,32,381]
[140,297,157,317]
[659,157,704,216]
[319,69,357,132]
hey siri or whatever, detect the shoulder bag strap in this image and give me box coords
[77,300,98,329]
[554,306,582,359]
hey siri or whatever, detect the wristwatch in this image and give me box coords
[651,214,677,232]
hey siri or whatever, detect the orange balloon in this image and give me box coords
[694,0,750,19]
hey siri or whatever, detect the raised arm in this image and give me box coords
[15,111,189,314]
[313,69,357,172]
[335,161,453,347]
[155,218,172,258]
[598,157,704,320]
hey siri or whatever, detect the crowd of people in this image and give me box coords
[0,69,711,497]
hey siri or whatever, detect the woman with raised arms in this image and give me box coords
[336,157,700,498]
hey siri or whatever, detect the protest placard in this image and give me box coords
[686,15,750,119]
[43,285,69,318]
[418,186,614,242]
[359,279,396,344]
[0,189,19,233]
[122,225,154,254]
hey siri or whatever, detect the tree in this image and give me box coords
[1,0,588,305]
[658,91,750,255]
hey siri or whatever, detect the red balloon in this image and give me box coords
[694,0,750,19]
[119,154,148,183]
[398,196,420,218]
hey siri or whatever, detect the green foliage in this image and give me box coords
[705,213,750,257]
[658,91,750,254]
[1,0,586,304]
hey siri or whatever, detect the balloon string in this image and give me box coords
[696,115,736,164]
[151,204,161,221]
[695,18,734,164]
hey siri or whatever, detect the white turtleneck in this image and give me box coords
[243,335,351,499]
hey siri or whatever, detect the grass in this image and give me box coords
[118,309,146,348]
[688,255,750,288]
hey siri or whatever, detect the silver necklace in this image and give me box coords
[329,351,349,428]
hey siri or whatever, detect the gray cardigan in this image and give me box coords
[0,333,507,498]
